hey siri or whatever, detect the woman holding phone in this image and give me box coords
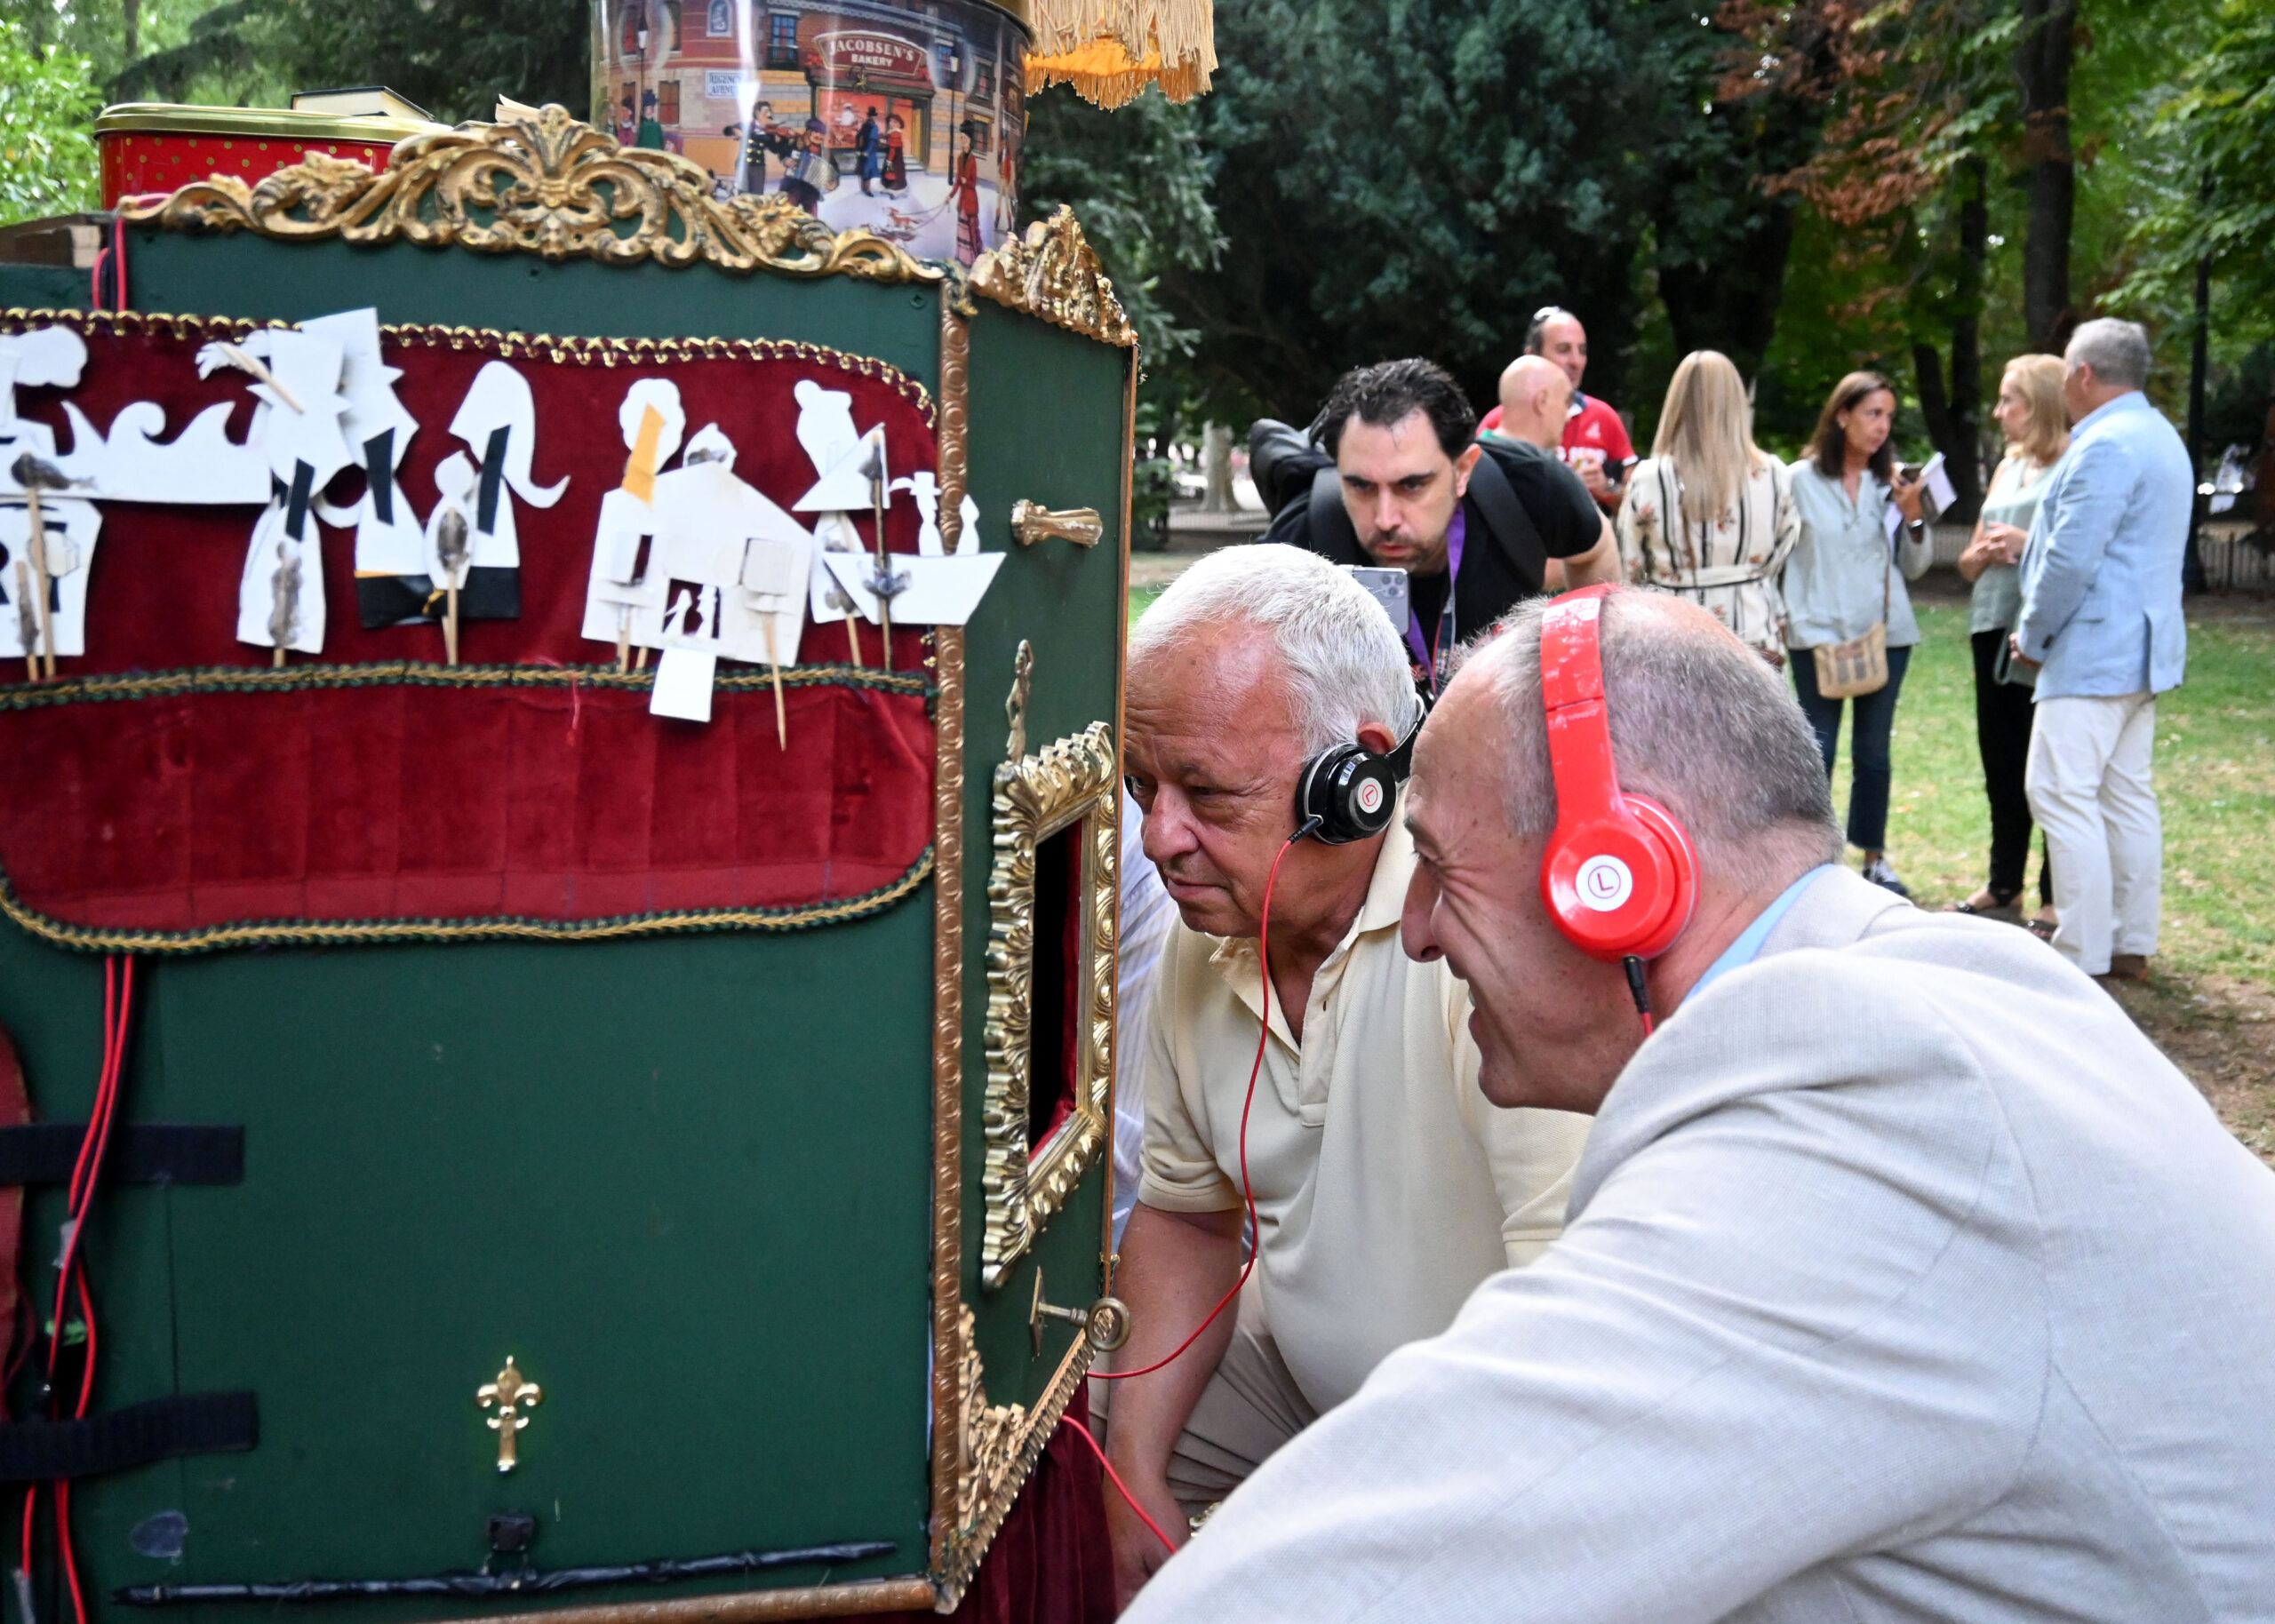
[1948,354,2070,928]
[1782,372,1931,895]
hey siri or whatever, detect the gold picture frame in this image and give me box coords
[978,721,1119,1291]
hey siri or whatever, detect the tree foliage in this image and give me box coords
[0,19,101,223]
[1020,84,1225,537]
[1136,0,1664,424]
[268,0,586,124]
[2113,0,2275,340]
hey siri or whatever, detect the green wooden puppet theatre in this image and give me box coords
[0,99,1136,1622]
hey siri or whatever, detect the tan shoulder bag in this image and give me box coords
[1811,533,1891,699]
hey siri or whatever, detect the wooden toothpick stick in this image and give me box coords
[24,487,54,681]
[870,453,892,674]
[761,614,787,749]
[217,344,306,414]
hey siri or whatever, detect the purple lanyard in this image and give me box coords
[1404,506,1467,690]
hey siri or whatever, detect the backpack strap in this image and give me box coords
[1307,464,1362,561]
[1464,449,1548,595]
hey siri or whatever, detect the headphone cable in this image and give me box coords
[1096,817,1315,1386]
[1622,953,1656,1038]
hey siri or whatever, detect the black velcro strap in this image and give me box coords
[0,1392,258,1482]
[0,1125,243,1187]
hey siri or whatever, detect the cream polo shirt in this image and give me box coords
[1138,816,1592,1413]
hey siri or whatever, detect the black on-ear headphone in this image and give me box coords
[1294,710,1425,845]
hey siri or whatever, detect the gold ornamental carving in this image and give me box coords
[121,103,943,285]
[978,722,1119,1291]
[969,207,1138,349]
[936,1303,1095,1607]
[476,1357,542,1473]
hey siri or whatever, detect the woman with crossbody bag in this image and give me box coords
[1781,371,1931,895]
[1616,350,1801,665]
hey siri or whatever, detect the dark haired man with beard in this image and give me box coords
[1259,359,1616,694]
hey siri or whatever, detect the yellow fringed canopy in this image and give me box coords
[1023,0,1217,108]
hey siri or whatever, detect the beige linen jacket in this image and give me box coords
[1125,868,2275,1623]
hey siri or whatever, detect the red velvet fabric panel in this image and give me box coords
[884,1389,1116,1624]
[0,322,938,936]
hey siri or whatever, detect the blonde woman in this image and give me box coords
[1949,354,2071,925]
[1616,351,1800,664]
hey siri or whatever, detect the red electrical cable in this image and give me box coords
[1061,1413,1177,1555]
[1094,827,1308,1384]
[24,956,133,1624]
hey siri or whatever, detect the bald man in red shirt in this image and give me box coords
[1480,306,1634,515]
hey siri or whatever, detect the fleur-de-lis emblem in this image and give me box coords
[476,1357,542,1473]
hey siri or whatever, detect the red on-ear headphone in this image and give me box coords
[1537,585,1698,963]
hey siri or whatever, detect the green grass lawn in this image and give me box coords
[1130,578,2275,992]
[1881,601,2275,992]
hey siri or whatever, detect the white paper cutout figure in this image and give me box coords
[0,329,102,666]
[422,453,480,595]
[212,330,354,657]
[794,383,879,630]
[298,309,429,625]
[580,378,684,658]
[794,425,889,514]
[893,471,947,556]
[0,495,100,662]
[447,362,568,577]
[648,424,812,666]
[0,328,91,487]
[819,550,1003,627]
[793,379,859,478]
[640,423,814,724]
[794,422,1001,630]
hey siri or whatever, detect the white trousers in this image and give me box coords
[2025,692,2162,975]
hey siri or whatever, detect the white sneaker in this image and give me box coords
[1861,855,1910,896]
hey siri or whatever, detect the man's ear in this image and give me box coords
[1451,442,1484,498]
[1355,720,1398,757]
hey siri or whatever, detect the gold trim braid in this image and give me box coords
[118,103,944,285]
[0,852,933,957]
[0,660,928,708]
[0,308,934,423]
[426,1577,937,1624]
[925,625,968,1595]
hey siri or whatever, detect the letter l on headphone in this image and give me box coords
[1538,586,1698,960]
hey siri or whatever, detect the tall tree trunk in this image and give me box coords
[1656,199,1800,383]
[1200,422,1235,513]
[2016,0,2077,352]
[124,0,142,60]
[1947,155,1987,522]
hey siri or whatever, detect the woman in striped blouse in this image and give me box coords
[1616,350,1801,665]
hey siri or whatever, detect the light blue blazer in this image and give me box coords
[2015,391,2192,697]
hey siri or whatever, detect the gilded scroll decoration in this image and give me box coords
[936,1304,1096,1608]
[121,103,943,285]
[969,207,1138,349]
[978,721,1119,1292]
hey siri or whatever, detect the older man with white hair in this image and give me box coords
[2014,316,2193,983]
[1121,586,2275,1624]
[1102,544,1589,1606]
